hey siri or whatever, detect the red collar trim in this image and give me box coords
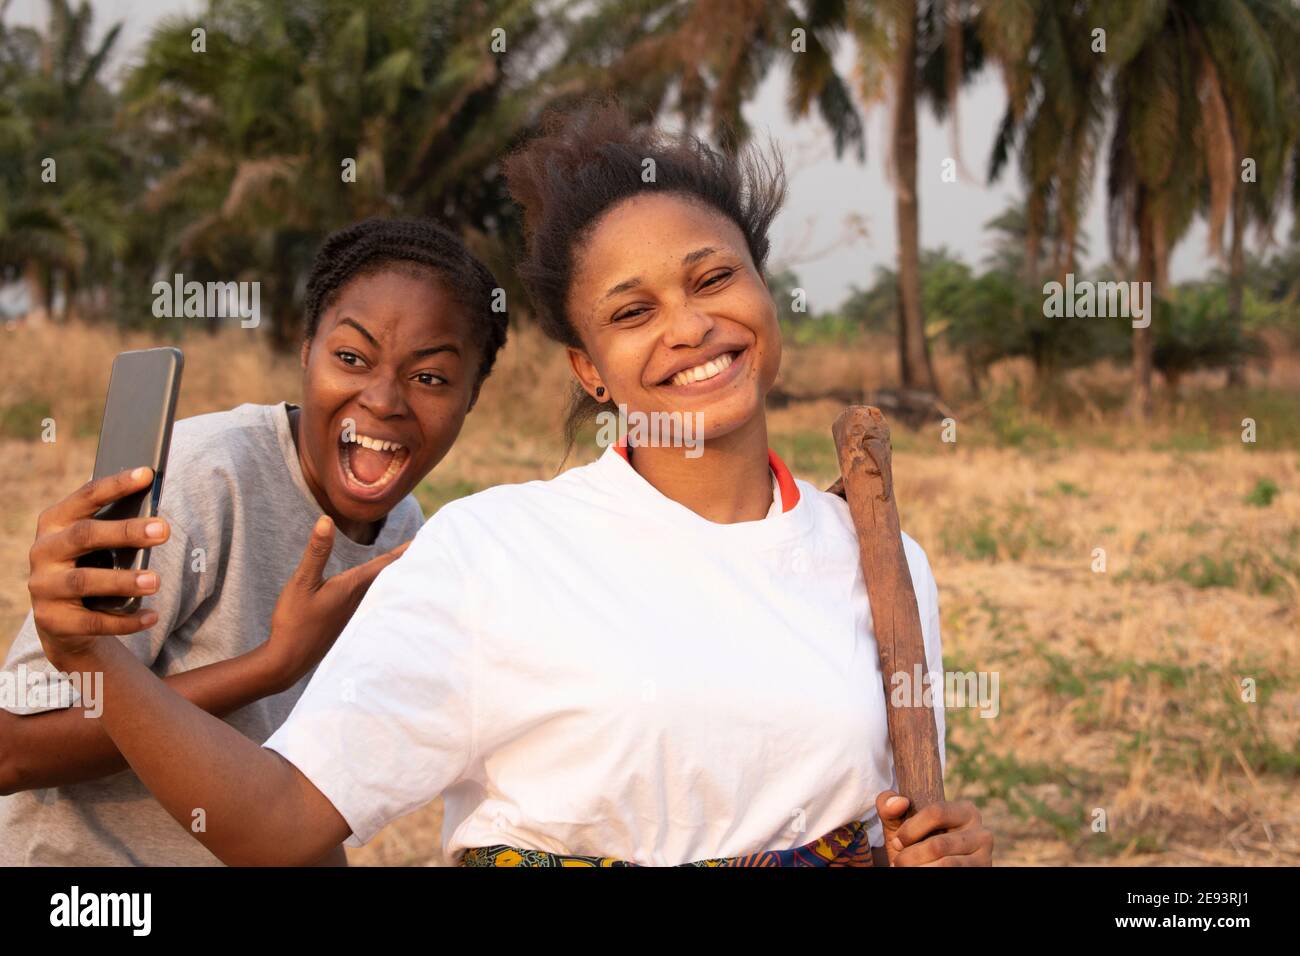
[769,447,801,512]
[611,440,800,512]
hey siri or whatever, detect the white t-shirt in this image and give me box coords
[263,443,945,865]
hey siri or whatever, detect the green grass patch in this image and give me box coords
[770,429,839,480]
[938,501,1065,562]
[946,735,1091,841]
[1048,480,1090,498]
[0,399,53,439]
[1241,739,1300,777]
[1243,477,1280,507]
[414,478,479,516]
[1175,555,1238,589]
[1119,543,1296,595]
[942,514,999,561]
[1083,832,1166,859]
[1034,648,1195,696]
[1149,430,1217,452]
[985,394,1063,450]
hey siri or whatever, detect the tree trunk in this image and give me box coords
[268,278,298,352]
[1132,195,1156,421]
[1226,189,1246,388]
[57,270,74,322]
[964,353,980,397]
[267,238,300,352]
[1032,354,1055,401]
[22,260,50,327]
[892,1,939,396]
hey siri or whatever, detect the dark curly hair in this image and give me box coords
[503,100,786,448]
[303,217,508,386]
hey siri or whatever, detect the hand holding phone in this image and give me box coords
[28,467,171,665]
[26,348,183,666]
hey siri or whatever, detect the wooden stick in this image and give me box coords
[830,406,945,816]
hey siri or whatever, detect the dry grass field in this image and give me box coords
[1,321,1296,866]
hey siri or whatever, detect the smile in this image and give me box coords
[658,348,747,392]
[667,351,736,386]
[339,431,411,496]
[665,348,748,390]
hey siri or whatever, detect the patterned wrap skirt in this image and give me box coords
[459,819,875,867]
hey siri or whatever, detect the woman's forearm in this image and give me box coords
[0,645,288,794]
[48,636,349,866]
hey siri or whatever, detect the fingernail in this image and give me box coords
[132,467,151,480]
[315,515,331,533]
[140,610,158,627]
[888,797,909,811]
[137,572,158,589]
[145,521,165,539]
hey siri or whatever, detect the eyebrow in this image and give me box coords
[340,318,460,359]
[340,318,379,347]
[681,246,718,266]
[598,247,722,302]
[412,344,460,359]
[599,277,642,303]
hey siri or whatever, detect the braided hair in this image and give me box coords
[303,218,508,385]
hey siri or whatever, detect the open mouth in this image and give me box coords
[338,431,411,498]
[659,349,744,388]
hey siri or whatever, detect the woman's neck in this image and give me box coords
[626,413,773,523]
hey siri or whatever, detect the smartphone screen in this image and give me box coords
[78,348,184,614]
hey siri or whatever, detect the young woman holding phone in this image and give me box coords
[0,218,507,865]
[31,105,992,867]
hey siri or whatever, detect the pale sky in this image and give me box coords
[8,0,1238,314]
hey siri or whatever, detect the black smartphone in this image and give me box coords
[77,347,184,614]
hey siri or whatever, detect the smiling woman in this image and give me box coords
[0,217,508,866]
[506,106,784,464]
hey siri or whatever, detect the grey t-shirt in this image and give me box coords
[0,402,424,865]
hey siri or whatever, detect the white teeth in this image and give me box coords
[670,351,735,387]
[343,432,405,452]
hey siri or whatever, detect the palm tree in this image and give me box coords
[577,0,985,404]
[882,0,935,394]
[983,0,1297,407]
[122,0,576,346]
[978,0,1111,395]
[980,202,1090,281]
[1103,0,1291,418]
[1221,0,1300,385]
[552,1,866,157]
[846,0,987,399]
[0,0,126,324]
[983,0,1108,289]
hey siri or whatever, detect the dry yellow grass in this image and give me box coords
[1,321,1296,866]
